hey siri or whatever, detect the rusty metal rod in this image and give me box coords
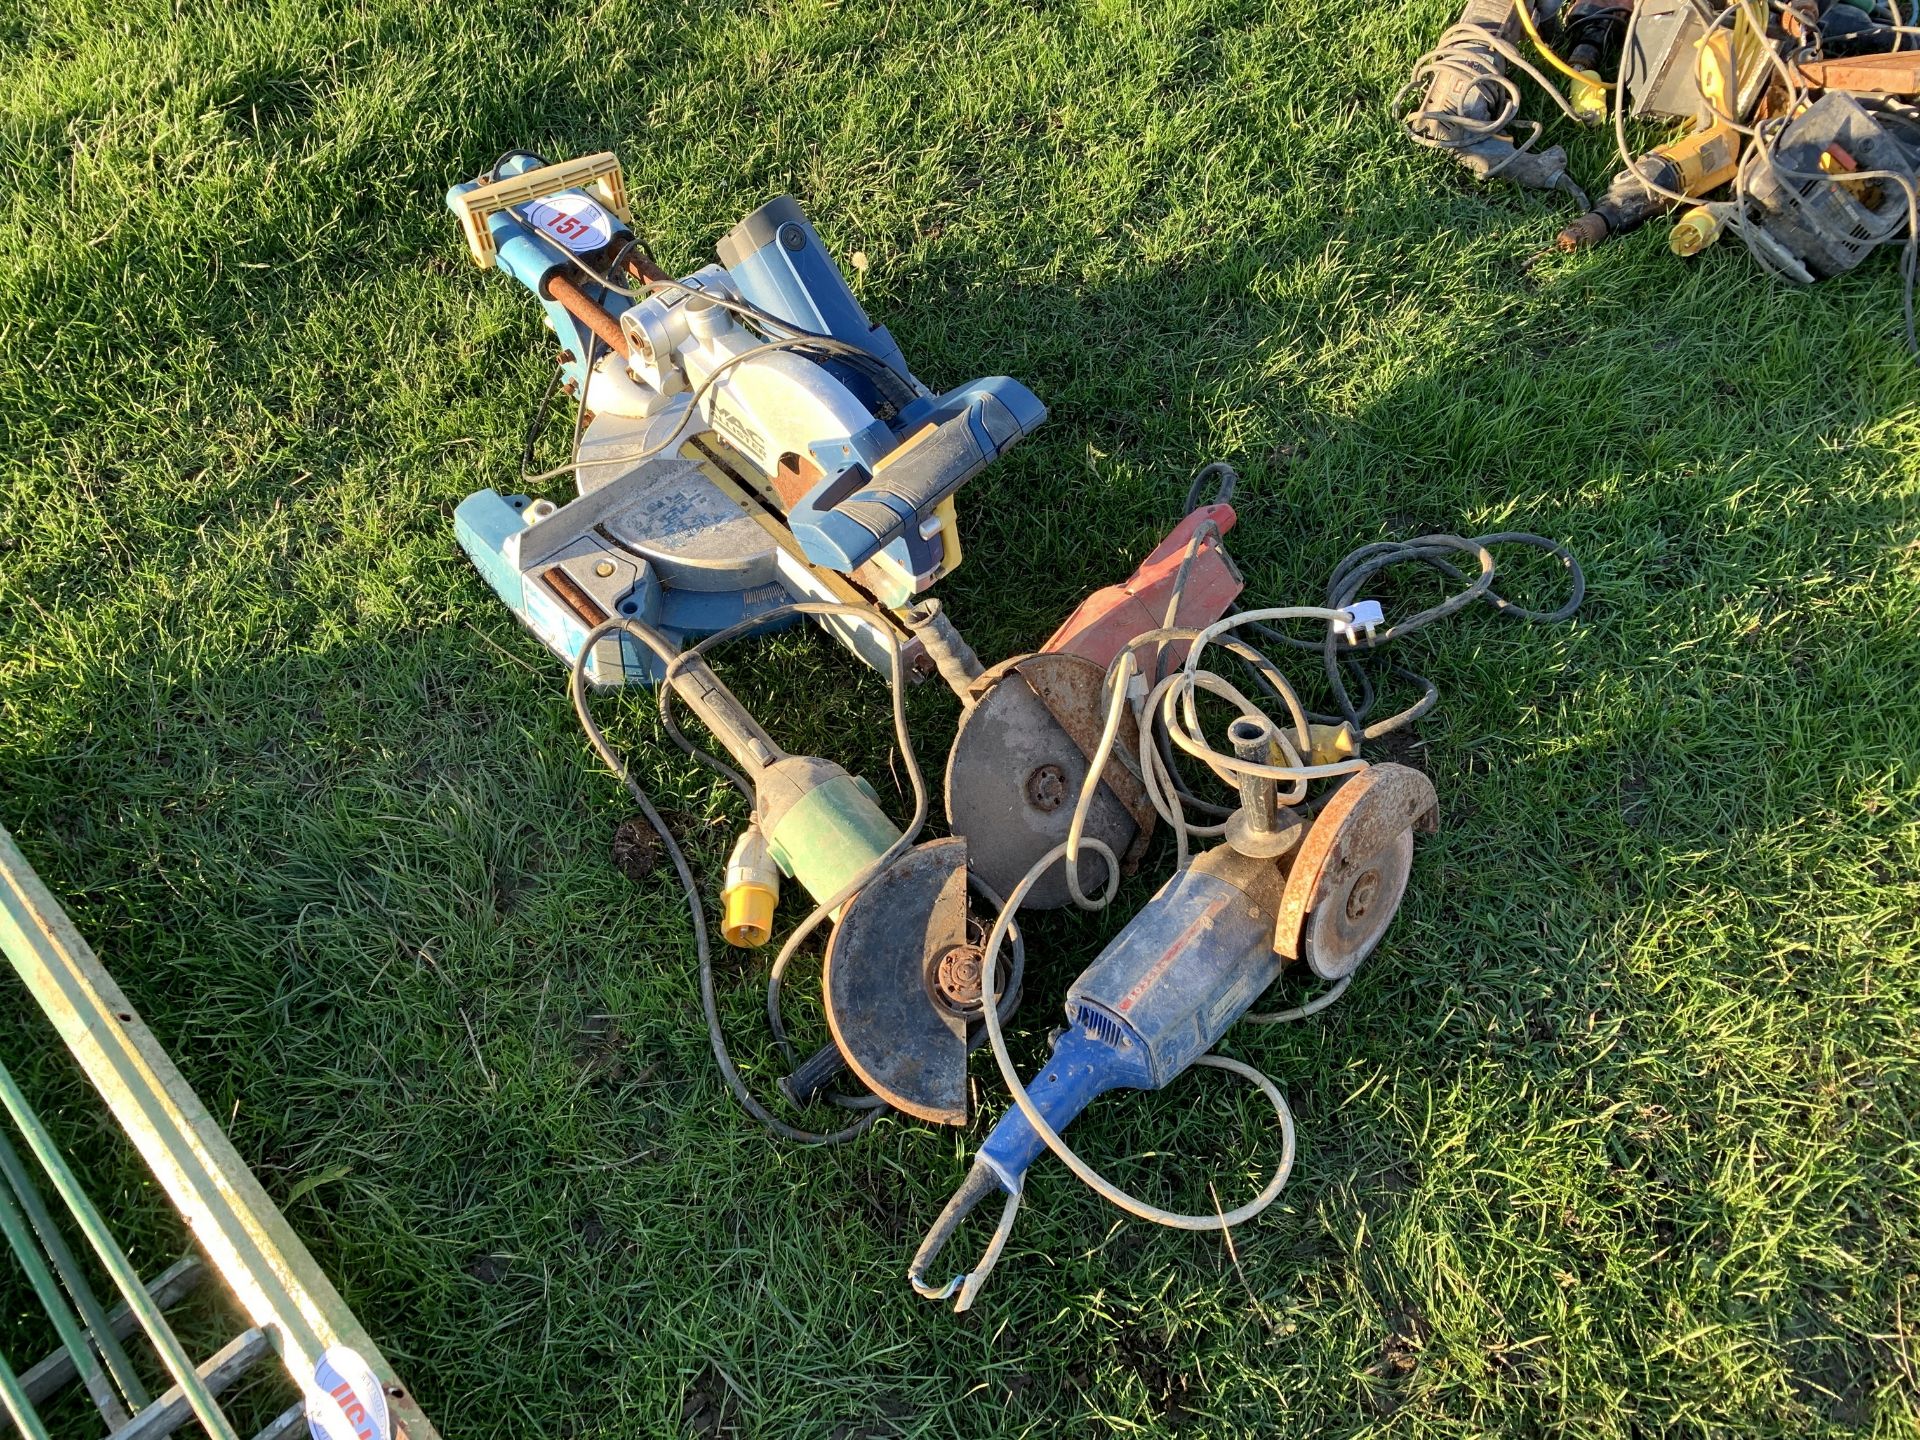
[546,273,629,359]
[624,251,670,286]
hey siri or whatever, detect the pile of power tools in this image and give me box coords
[446,152,1585,1309]
[1404,0,1920,344]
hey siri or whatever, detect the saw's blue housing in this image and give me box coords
[451,490,793,685]
[716,194,917,402]
[445,158,1045,684]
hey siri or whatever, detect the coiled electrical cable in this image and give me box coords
[1133,469,1585,826]
[1231,531,1584,740]
[1397,7,1595,201]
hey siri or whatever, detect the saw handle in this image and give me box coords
[908,1158,1022,1313]
[793,380,1044,572]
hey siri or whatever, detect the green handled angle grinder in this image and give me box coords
[572,603,1016,1134]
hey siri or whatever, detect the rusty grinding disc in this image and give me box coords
[821,838,976,1125]
[1275,763,1439,981]
[945,652,1155,911]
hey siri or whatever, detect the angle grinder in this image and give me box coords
[910,749,1438,1310]
[574,606,1011,1129]
[942,498,1245,910]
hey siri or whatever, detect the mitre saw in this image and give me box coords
[447,150,1045,684]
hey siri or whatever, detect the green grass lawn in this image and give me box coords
[3,0,1919,1434]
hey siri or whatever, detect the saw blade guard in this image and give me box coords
[820,838,977,1125]
[717,195,918,395]
[715,195,1047,582]
[947,652,1153,911]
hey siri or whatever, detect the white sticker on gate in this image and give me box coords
[526,192,614,253]
[306,1346,391,1440]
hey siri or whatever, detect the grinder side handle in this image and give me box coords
[663,652,787,780]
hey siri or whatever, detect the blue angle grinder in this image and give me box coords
[910,755,1438,1310]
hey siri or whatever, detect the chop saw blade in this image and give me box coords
[946,653,1155,911]
[1276,763,1439,980]
[822,838,976,1125]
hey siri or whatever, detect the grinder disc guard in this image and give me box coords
[946,653,1152,911]
[1277,763,1438,980]
[822,838,975,1125]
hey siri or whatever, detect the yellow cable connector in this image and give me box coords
[1273,723,1362,770]
[1569,70,1609,123]
[721,827,780,948]
[1513,0,1614,120]
[1671,203,1734,256]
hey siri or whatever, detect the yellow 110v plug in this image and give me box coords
[1671,202,1737,257]
[721,827,780,948]
[1570,70,1608,123]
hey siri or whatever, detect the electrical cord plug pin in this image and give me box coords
[1338,600,1386,646]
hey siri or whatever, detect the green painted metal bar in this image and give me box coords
[0,1125,150,1410]
[0,820,441,1440]
[0,1347,52,1440]
[0,1058,240,1440]
[18,1256,202,1408]
[0,1171,128,1428]
[114,1327,273,1440]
